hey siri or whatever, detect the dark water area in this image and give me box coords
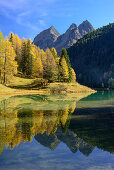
[0,91,114,170]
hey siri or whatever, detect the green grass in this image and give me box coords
[0,76,96,99]
[47,82,96,93]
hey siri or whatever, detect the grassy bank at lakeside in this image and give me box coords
[0,76,96,100]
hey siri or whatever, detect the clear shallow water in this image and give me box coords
[0,91,114,170]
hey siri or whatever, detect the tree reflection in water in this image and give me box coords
[0,92,114,156]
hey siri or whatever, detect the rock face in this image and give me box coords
[33,20,95,54]
[78,20,95,36]
[53,23,81,54]
[33,26,60,50]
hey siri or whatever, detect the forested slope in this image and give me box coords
[68,23,114,88]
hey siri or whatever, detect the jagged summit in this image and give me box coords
[49,25,60,37]
[49,25,55,30]
[33,20,95,53]
[78,20,95,36]
[54,23,80,54]
[33,26,60,50]
[82,20,90,24]
[68,23,77,30]
[49,25,57,32]
[50,25,55,29]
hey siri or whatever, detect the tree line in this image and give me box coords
[0,31,76,85]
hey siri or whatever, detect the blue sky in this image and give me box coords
[0,0,114,40]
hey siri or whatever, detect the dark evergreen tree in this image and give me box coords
[25,40,33,76]
[20,40,33,77]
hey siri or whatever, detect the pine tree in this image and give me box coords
[21,39,27,75]
[25,40,33,76]
[14,35,22,72]
[9,32,16,49]
[21,39,33,77]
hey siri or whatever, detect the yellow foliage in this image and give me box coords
[0,39,17,84]
[71,68,76,82]
[60,56,69,81]
[46,48,58,81]
[31,45,43,78]
[50,47,58,58]
[0,96,77,151]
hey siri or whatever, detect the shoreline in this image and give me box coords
[0,82,96,99]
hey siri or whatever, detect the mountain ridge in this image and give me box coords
[33,20,95,54]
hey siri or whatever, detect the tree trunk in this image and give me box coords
[3,50,6,85]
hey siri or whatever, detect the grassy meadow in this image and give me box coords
[0,76,96,101]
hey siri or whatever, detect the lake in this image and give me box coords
[0,91,114,170]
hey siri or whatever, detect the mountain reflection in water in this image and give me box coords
[0,91,114,157]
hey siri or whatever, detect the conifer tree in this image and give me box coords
[60,48,72,82]
[20,39,27,75]
[25,40,33,76]
[50,47,57,58]
[21,39,33,77]
[0,31,4,41]
[71,68,76,82]
[31,45,43,78]
[0,31,4,82]
[0,39,17,85]
[59,56,69,82]
[14,35,22,72]
[9,33,23,73]
[45,48,58,82]
[9,32,16,49]
[40,49,47,78]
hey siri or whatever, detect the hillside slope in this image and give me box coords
[68,23,114,88]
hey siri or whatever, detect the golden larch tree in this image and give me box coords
[50,47,58,58]
[45,48,58,82]
[71,68,76,82]
[60,56,69,82]
[0,39,17,85]
[31,45,43,78]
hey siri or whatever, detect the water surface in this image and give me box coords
[0,91,114,170]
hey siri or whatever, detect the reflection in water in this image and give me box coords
[0,91,114,157]
[70,107,114,154]
[35,128,94,156]
[69,91,114,154]
[0,94,77,155]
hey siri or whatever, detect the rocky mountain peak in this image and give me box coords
[78,20,95,36]
[49,25,55,30]
[68,23,78,30]
[33,26,60,50]
[49,25,60,37]
[33,20,95,53]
